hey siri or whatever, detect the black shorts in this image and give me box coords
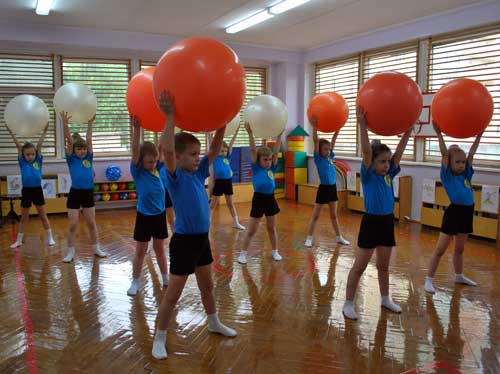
[67,188,95,209]
[21,186,45,208]
[133,211,168,242]
[169,233,213,275]
[212,178,233,196]
[315,184,338,204]
[165,189,173,208]
[357,213,395,249]
[441,203,474,235]
[250,192,280,218]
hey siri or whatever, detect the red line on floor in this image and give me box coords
[12,224,39,374]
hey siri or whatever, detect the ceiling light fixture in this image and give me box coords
[225,9,274,34]
[269,0,312,15]
[35,0,54,15]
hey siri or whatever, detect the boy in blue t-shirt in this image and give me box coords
[6,122,56,248]
[208,127,245,230]
[424,122,484,294]
[237,122,283,265]
[343,106,412,321]
[152,91,236,360]
[61,111,106,263]
[304,116,350,248]
[127,117,169,297]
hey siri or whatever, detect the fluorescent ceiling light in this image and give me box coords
[269,0,311,15]
[35,0,54,15]
[225,10,274,34]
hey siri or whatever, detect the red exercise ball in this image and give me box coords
[357,72,422,136]
[153,37,246,132]
[118,182,127,191]
[432,78,493,139]
[111,193,120,201]
[100,184,109,192]
[128,192,137,200]
[127,67,165,132]
[307,92,349,132]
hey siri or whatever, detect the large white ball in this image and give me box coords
[225,114,241,137]
[54,82,97,123]
[4,95,49,136]
[245,95,288,139]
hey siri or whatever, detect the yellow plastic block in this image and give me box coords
[275,172,284,179]
[288,146,305,152]
[293,168,307,184]
[288,140,304,148]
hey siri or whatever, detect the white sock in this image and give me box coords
[162,273,169,287]
[336,235,350,245]
[152,330,167,360]
[304,236,313,248]
[207,313,237,337]
[46,229,55,246]
[272,249,282,261]
[455,274,478,287]
[381,296,402,313]
[127,279,140,296]
[424,276,436,294]
[10,232,24,248]
[63,246,75,263]
[93,243,107,258]
[238,252,247,264]
[343,300,358,320]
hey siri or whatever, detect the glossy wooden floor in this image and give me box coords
[1,201,499,374]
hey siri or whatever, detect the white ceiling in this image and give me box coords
[0,0,485,50]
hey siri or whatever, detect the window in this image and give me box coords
[362,43,418,159]
[426,26,500,165]
[230,67,267,147]
[0,54,56,159]
[314,56,359,155]
[61,58,130,156]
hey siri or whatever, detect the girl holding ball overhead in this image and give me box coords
[304,116,350,248]
[342,106,412,320]
[424,122,484,294]
[61,111,106,263]
[6,122,56,248]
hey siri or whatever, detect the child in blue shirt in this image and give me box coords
[61,112,106,263]
[127,117,169,297]
[424,122,483,294]
[237,122,283,265]
[152,91,236,360]
[343,106,412,320]
[304,116,350,248]
[7,122,56,248]
[209,127,245,230]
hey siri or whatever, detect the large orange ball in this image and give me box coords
[432,78,493,139]
[357,72,422,136]
[153,37,246,132]
[307,92,349,132]
[127,67,165,132]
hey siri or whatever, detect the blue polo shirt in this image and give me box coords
[130,161,165,216]
[165,156,210,234]
[314,151,336,185]
[252,162,277,194]
[440,164,474,206]
[360,158,400,215]
[66,152,94,189]
[213,154,232,179]
[19,154,43,188]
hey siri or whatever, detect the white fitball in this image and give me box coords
[225,114,241,137]
[4,95,49,136]
[245,95,288,139]
[54,82,97,123]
